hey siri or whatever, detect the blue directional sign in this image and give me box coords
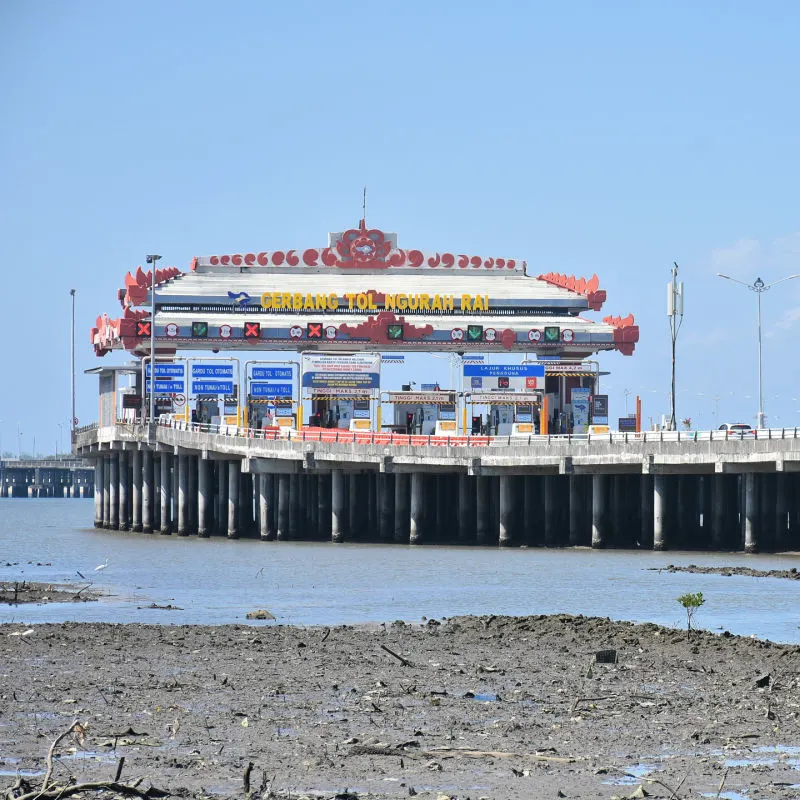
[462,363,545,378]
[146,380,185,394]
[251,367,293,380]
[191,380,234,395]
[250,382,293,398]
[146,364,185,377]
[191,363,234,378]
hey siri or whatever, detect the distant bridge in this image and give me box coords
[0,457,95,498]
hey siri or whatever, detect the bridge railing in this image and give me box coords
[110,417,800,448]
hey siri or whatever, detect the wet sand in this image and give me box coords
[0,581,100,605]
[653,564,800,581]
[2,615,799,799]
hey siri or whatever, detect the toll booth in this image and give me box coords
[307,390,374,430]
[467,391,543,436]
[246,399,296,430]
[536,362,601,434]
[245,363,297,429]
[385,391,458,435]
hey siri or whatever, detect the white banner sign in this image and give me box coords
[387,392,455,405]
[470,391,541,404]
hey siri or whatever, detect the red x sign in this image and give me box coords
[307,322,322,339]
[244,322,261,339]
[136,321,151,337]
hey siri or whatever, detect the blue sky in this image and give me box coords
[2,0,800,454]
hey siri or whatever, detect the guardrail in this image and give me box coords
[105,418,800,448]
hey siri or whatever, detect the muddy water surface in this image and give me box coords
[1,498,799,640]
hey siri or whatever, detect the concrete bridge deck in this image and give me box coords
[73,421,800,552]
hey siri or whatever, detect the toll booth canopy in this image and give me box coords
[467,391,543,435]
[386,391,457,435]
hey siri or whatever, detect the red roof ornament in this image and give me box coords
[338,312,433,344]
[602,313,639,355]
[537,271,606,311]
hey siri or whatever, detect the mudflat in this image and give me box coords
[1,615,799,799]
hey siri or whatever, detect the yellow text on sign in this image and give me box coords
[259,291,490,311]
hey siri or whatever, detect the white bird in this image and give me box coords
[94,559,108,572]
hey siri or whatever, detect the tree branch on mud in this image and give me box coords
[2,721,170,800]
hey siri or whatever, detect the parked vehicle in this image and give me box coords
[718,422,754,437]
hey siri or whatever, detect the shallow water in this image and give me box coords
[1,499,800,640]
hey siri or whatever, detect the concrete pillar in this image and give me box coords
[675,476,693,549]
[710,474,726,549]
[216,462,227,535]
[160,455,171,534]
[744,472,759,553]
[380,474,394,541]
[568,475,584,546]
[653,474,667,550]
[142,450,153,533]
[258,473,273,540]
[289,474,300,538]
[367,474,378,539]
[759,474,776,552]
[348,474,360,539]
[177,454,189,536]
[612,474,626,547]
[240,472,253,536]
[410,472,424,545]
[308,474,319,537]
[591,474,607,548]
[639,475,654,549]
[276,472,290,540]
[118,451,129,530]
[171,456,178,532]
[393,472,409,543]
[188,456,198,534]
[94,457,104,528]
[331,469,345,543]
[318,474,330,539]
[198,458,210,538]
[227,460,240,539]
[109,454,119,530]
[544,475,559,547]
[775,472,788,551]
[521,476,536,546]
[498,475,514,546]
[458,474,474,544]
[153,456,161,532]
[476,475,491,545]
[131,449,142,532]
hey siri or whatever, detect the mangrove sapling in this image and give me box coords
[677,591,705,636]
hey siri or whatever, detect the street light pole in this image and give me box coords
[145,255,162,426]
[70,289,76,437]
[717,272,800,429]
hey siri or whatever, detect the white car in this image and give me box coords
[718,422,754,437]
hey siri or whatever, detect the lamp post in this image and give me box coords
[717,272,800,429]
[70,289,76,436]
[145,255,162,426]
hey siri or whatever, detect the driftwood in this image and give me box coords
[2,720,170,800]
[349,744,578,763]
[379,643,413,666]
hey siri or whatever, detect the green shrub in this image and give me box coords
[677,591,705,633]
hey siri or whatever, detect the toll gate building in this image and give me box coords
[91,220,638,434]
